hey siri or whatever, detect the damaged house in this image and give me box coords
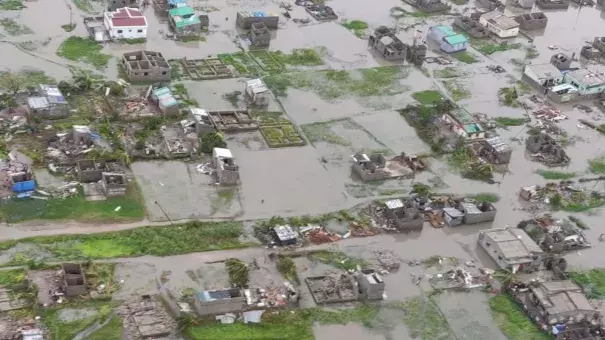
[514,12,548,30]
[382,198,424,231]
[478,227,544,273]
[236,10,279,29]
[306,274,358,304]
[245,79,270,106]
[350,153,414,182]
[61,263,87,297]
[523,63,563,89]
[122,50,171,83]
[453,16,490,39]
[427,25,468,53]
[549,69,605,103]
[476,0,504,10]
[108,0,139,11]
[518,217,591,253]
[193,289,245,316]
[525,133,570,166]
[249,22,271,47]
[536,0,570,9]
[460,201,497,225]
[305,5,338,21]
[27,84,69,119]
[509,280,600,329]
[213,148,239,185]
[354,270,385,301]
[0,158,35,196]
[407,0,451,12]
[368,26,407,61]
[441,108,486,140]
[468,136,513,164]
[479,10,520,38]
[169,6,201,37]
[550,53,572,71]
[102,173,127,197]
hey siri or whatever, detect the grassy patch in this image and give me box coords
[210,187,237,214]
[490,295,550,340]
[569,269,605,299]
[536,170,576,180]
[476,43,522,56]
[549,190,605,213]
[0,221,247,264]
[0,185,145,223]
[452,52,477,64]
[264,66,409,99]
[301,120,351,146]
[226,258,249,287]
[412,90,443,105]
[72,0,94,12]
[498,87,519,107]
[0,269,27,287]
[88,315,122,340]
[277,255,299,283]
[57,37,111,69]
[443,80,470,101]
[272,48,324,66]
[117,37,147,44]
[525,47,539,59]
[41,301,115,340]
[61,23,76,32]
[433,67,460,79]
[180,35,206,43]
[342,20,368,38]
[588,156,605,174]
[0,18,33,35]
[0,0,25,10]
[311,251,368,271]
[495,117,526,127]
[397,298,452,339]
[470,193,500,203]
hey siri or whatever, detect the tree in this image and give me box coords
[0,72,25,96]
[498,87,518,106]
[199,132,226,154]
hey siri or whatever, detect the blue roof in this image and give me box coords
[433,25,455,36]
[444,34,468,45]
[167,0,187,5]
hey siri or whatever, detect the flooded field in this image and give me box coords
[3,0,605,338]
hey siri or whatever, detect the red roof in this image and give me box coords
[111,17,147,27]
[107,7,147,27]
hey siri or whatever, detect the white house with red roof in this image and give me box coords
[103,7,148,40]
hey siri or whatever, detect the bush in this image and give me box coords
[199,132,227,153]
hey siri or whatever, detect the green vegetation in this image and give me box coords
[301,119,352,146]
[72,0,94,12]
[0,185,145,223]
[412,90,443,105]
[490,295,550,340]
[498,87,519,107]
[272,48,324,66]
[588,156,605,174]
[433,67,461,79]
[0,0,25,10]
[226,258,249,287]
[569,269,605,299]
[61,23,76,32]
[88,315,122,340]
[311,251,368,271]
[264,66,410,99]
[0,269,27,286]
[180,35,206,42]
[118,38,147,44]
[57,37,112,68]
[471,193,501,203]
[0,18,32,35]
[448,146,495,182]
[277,255,299,283]
[495,116,526,127]
[452,52,477,64]
[259,120,306,147]
[398,100,456,153]
[443,80,471,101]
[536,170,576,180]
[199,131,227,153]
[476,42,522,55]
[342,20,368,38]
[525,47,539,59]
[0,221,247,265]
[549,191,605,213]
[398,298,452,339]
[41,301,116,340]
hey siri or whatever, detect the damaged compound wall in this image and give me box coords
[101,173,127,197]
[305,274,358,304]
[62,263,87,297]
[193,289,246,316]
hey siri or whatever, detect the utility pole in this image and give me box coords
[154,201,173,225]
[68,5,73,28]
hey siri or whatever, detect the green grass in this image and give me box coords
[0,18,33,35]
[397,298,452,339]
[277,255,299,283]
[0,221,247,264]
[180,35,206,42]
[495,117,526,127]
[525,47,539,59]
[443,80,470,101]
[433,67,461,79]
[41,301,115,340]
[88,315,122,340]
[272,48,324,66]
[0,269,27,286]
[61,23,76,32]
[0,185,145,223]
[342,20,368,38]
[489,295,550,340]
[536,170,576,180]
[588,156,605,174]
[412,90,443,105]
[72,0,94,12]
[301,120,352,146]
[476,43,522,56]
[569,269,605,299]
[0,0,25,10]
[471,193,501,203]
[452,52,477,64]
[117,37,147,44]
[311,251,368,271]
[57,37,111,69]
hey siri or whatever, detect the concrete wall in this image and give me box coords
[515,13,548,30]
[102,173,127,197]
[193,295,245,316]
[356,270,385,300]
[463,205,497,224]
[62,263,87,297]
[236,13,279,29]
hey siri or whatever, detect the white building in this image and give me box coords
[245,79,270,106]
[479,10,519,38]
[104,7,148,40]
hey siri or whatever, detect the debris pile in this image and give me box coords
[428,267,494,290]
[305,274,358,304]
[0,157,33,198]
[518,214,591,253]
[118,296,177,340]
[46,125,109,165]
[373,249,401,273]
[525,133,570,166]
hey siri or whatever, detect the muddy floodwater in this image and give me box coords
[4,0,605,337]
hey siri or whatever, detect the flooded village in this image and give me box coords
[3,0,605,338]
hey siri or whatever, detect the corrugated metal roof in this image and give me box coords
[385,199,404,210]
[444,33,468,45]
[28,97,49,109]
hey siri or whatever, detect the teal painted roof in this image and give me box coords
[434,25,455,35]
[169,6,201,28]
[444,34,468,45]
[169,6,194,16]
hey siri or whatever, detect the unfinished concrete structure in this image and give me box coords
[61,263,87,297]
[213,148,239,185]
[550,53,573,71]
[188,108,216,136]
[249,22,271,47]
[101,173,127,197]
[460,202,497,224]
[208,110,258,132]
[351,153,414,181]
[406,43,427,66]
[526,133,570,166]
[405,0,451,12]
[536,0,570,9]
[355,270,385,301]
[509,280,599,327]
[122,51,171,83]
[77,159,109,183]
[514,12,548,30]
[453,16,490,39]
[368,26,407,61]
[193,289,245,316]
[384,199,424,231]
[305,5,338,21]
[236,10,279,29]
[476,0,504,11]
[179,57,233,80]
[306,274,358,304]
[84,16,110,42]
[468,136,513,164]
[478,228,544,273]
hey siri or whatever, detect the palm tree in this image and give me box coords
[498,87,518,106]
[72,70,102,92]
